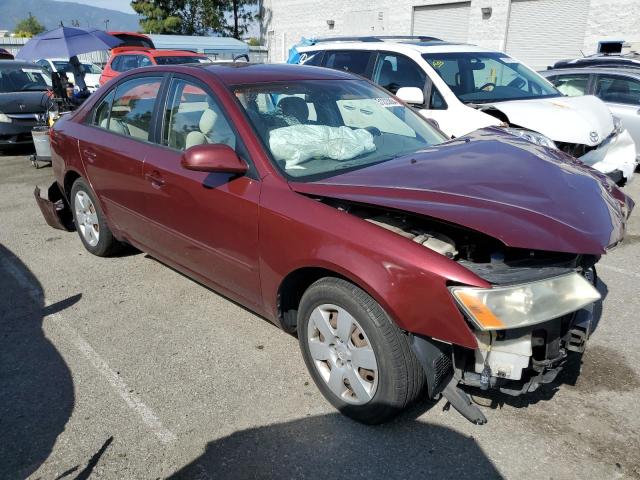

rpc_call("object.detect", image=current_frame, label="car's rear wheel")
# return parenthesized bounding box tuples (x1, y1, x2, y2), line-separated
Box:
(70, 178, 121, 257)
(298, 277, 425, 424)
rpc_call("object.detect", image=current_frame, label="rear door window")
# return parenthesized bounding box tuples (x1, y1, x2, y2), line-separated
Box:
(92, 90, 115, 128)
(103, 76, 163, 141)
(595, 75, 640, 105)
(323, 50, 372, 76)
(372, 53, 426, 95)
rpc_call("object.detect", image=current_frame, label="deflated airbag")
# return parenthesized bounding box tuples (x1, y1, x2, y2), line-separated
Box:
(269, 125, 375, 168)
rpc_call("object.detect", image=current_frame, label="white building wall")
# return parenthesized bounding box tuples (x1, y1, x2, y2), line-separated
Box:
(261, 0, 639, 63)
(583, 0, 640, 54)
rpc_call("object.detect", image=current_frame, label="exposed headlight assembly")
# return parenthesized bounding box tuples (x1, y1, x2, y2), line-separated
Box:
(0, 112, 11, 123)
(503, 127, 557, 149)
(450, 273, 601, 331)
(612, 116, 623, 135)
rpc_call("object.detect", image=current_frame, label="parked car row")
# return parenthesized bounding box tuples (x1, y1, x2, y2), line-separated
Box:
(35, 59, 634, 425)
(0, 60, 52, 148)
(292, 37, 638, 184)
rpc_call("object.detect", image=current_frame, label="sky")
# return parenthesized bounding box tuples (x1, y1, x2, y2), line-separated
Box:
(55, 0, 136, 13)
(52, 0, 260, 37)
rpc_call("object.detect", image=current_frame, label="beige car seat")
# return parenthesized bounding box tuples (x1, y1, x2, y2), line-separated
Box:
(185, 109, 218, 149)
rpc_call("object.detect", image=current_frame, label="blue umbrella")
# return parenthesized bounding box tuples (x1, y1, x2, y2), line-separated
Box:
(16, 27, 122, 61)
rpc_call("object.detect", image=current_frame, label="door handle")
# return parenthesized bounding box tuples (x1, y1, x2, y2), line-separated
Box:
(82, 149, 97, 163)
(144, 171, 165, 189)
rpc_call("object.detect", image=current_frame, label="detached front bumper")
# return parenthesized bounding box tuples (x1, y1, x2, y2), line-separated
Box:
(34, 182, 74, 231)
(580, 128, 637, 184)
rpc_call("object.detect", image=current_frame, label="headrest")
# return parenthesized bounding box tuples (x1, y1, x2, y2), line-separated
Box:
(278, 96, 309, 123)
(200, 108, 218, 135)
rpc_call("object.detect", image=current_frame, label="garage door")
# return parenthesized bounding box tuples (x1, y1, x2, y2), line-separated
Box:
(506, 0, 588, 70)
(412, 2, 471, 43)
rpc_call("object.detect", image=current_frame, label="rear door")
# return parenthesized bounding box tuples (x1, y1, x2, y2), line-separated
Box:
(593, 73, 640, 148)
(79, 74, 166, 242)
(138, 74, 262, 307)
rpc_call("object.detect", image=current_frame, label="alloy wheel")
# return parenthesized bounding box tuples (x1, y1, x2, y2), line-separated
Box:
(74, 191, 100, 247)
(307, 304, 379, 404)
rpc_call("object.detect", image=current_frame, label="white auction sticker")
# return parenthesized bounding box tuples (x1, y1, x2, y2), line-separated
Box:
(373, 97, 400, 107)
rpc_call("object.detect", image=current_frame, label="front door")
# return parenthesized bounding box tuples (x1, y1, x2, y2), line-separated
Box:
(138, 76, 262, 307)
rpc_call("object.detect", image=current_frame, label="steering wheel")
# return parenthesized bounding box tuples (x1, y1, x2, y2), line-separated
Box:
(507, 77, 526, 89)
(478, 82, 496, 92)
(364, 126, 382, 137)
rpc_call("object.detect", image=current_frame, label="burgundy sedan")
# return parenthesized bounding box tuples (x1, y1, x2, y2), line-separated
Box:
(36, 63, 633, 424)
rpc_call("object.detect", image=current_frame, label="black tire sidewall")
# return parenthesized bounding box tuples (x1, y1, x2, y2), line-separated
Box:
(298, 278, 409, 423)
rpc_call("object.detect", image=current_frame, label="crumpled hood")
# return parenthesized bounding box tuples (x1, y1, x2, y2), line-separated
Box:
(0, 91, 49, 114)
(290, 128, 633, 255)
(483, 95, 613, 146)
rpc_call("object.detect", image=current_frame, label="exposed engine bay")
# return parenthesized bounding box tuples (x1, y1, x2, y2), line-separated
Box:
(324, 198, 600, 423)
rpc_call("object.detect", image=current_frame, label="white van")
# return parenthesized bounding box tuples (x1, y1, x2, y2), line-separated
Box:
(293, 37, 637, 184)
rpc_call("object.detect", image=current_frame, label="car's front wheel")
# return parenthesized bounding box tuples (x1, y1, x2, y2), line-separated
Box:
(70, 178, 122, 257)
(298, 277, 425, 424)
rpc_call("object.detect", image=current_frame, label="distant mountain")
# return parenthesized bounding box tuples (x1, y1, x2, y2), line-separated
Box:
(1, 0, 140, 32)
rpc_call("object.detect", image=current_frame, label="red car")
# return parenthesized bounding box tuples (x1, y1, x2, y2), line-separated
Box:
(36, 63, 633, 424)
(98, 48, 211, 86)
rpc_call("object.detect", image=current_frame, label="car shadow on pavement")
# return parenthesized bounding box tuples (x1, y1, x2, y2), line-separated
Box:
(168, 413, 503, 480)
(0, 243, 78, 479)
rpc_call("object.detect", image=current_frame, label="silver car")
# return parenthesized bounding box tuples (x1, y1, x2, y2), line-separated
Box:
(540, 67, 640, 164)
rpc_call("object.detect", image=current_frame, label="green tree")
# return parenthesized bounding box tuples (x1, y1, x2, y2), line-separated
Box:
(222, 0, 258, 39)
(131, 0, 182, 34)
(14, 13, 45, 38)
(131, 0, 257, 37)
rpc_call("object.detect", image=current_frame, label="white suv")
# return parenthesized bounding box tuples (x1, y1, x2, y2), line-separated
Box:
(293, 37, 637, 184)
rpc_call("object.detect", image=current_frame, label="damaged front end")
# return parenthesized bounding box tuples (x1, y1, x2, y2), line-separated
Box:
(34, 182, 74, 231)
(321, 199, 606, 424)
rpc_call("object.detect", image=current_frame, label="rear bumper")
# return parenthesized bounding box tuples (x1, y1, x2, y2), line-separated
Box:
(34, 182, 74, 231)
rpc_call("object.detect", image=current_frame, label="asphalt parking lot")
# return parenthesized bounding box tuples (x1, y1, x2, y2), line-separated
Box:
(1, 151, 639, 480)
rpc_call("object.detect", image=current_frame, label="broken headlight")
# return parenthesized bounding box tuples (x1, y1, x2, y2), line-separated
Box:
(503, 127, 557, 149)
(450, 273, 600, 331)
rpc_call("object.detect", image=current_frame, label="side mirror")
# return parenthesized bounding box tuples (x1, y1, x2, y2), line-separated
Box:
(396, 87, 425, 106)
(181, 144, 248, 174)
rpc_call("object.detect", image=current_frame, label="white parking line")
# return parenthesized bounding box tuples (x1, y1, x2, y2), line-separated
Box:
(0, 256, 177, 444)
(598, 264, 640, 279)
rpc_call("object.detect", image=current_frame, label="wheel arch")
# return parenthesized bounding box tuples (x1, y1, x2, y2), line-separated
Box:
(63, 169, 82, 200)
(276, 264, 390, 334)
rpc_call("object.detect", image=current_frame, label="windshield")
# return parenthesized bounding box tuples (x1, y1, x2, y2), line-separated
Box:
(423, 52, 560, 103)
(233, 79, 446, 180)
(53, 61, 102, 75)
(0, 66, 50, 92)
(154, 56, 211, 65)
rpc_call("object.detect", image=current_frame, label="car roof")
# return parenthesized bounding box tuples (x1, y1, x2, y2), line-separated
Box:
(113, 49, 205, 57)
(203, 63, 358, 84)
(298, 40, 496, 55)
(46, 58, 94, 64)
(130, 62, 359, 85)
(0, 60, 41, 69)
(540, 67, 640, 78)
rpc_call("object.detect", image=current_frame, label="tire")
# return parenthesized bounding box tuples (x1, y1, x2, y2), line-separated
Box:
(298, 277, 425, 424)
(70, 178, 122, 257)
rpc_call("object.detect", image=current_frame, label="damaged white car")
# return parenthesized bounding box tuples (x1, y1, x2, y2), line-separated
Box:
(293, 39, 637, 184)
